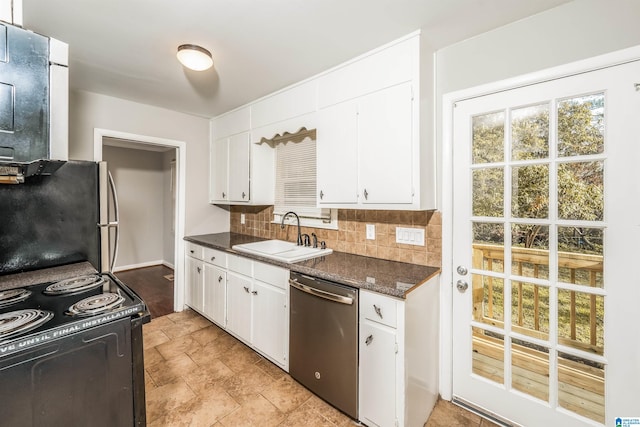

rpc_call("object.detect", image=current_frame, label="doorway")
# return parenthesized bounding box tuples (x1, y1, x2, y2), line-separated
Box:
(445, 57, 640, 426)
(93, 128, 187, 313)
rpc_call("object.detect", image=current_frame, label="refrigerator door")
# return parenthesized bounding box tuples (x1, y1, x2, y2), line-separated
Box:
(98, 161, 119, 273)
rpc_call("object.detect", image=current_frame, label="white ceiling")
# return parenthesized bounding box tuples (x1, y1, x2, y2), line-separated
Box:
(23, 0, 570, 118)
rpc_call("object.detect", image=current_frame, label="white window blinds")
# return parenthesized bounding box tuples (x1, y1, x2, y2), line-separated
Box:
(273, 132, 330, 220)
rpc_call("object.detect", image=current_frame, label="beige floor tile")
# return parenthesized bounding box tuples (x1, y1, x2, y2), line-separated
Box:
(222, 364, 277, 404)
(145, 379, 196, 424)
(255, 357, 287, 381)
(149, 385, 239, 427)
(144, 346, 165, 369)
(190, 324, 226, 346)
(218, 394, 285, 427)
(262, 376, 313, 413)
(154, 332, 202, 361)
(143, 328, 171, 350)
(304, 394, 354, 426)
(279, 404, 335, 427)
(146, 352, 200, 387)
(425, 400, 482, 427)
(144, 315, 175, 332)
(218, 341, 261, 373)
(183, 360, 235, 396)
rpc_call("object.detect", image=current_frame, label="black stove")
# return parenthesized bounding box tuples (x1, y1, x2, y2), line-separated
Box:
(0, 273, 146, 356)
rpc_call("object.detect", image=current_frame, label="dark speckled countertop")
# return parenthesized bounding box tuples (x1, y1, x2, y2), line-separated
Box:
(185, 233, 440, 299)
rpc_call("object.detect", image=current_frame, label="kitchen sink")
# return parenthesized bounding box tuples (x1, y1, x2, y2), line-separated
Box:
(231, 240, 332, 263)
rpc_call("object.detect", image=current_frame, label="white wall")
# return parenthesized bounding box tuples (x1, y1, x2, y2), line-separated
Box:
(69, 89, 229, 236)
(103, 145, 165, 269)
(163, 150, 176, 267)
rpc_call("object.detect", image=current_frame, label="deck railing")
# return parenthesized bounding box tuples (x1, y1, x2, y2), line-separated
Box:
(472, 243, 604, 354)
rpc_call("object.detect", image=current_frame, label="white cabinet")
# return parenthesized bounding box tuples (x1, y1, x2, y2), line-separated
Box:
(252, 280, 287, 366)
(226, 270, 253, 343)
(358, 275, 440, 427)
(359, 320, 397, 427)
(0, 0, 22, 25)
(228, 132, 250, 202)
(184, 243, 289, 370)
(185, 256, 204, 313)
(203, 263, 226, 327)
(210, 137, 229, 202)
(317, 82, 414, 207)
(251, 80, 317, 130)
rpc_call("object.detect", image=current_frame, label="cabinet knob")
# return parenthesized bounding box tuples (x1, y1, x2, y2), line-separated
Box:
(218, 276, 223, 282)
(363, 188, 369, 200)
(365, 334, 374, 346)
(222, 191, 226, 198)
(197, 266, 201, 274)
(190, 250, 194, 254)
(211, 256, 216, 261)
(252, 290, 258, 295)
(243, 286, 250, 293)
(373, 304, 382, 319)
(242, 191, 246, 199)
(319, 190, 324, 200)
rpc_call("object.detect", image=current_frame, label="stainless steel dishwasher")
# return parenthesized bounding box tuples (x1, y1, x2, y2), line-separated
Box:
(289, 272, 359, 419)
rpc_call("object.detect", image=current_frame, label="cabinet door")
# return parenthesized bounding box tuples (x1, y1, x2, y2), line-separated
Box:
(210, 137, 229, 202)
(358, 82, 413, 204)
(185, 256, 204, 313)
(251, 280, 287, 368)
(226, 272, 252, 343)
(228, 132, 250, 202)
(316, 100, 359, 204)
(359, 319, 397, 427)
(204, 264, 226, 327)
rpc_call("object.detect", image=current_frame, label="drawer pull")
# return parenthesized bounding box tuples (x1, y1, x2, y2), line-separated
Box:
(243, 286, 250, 293)
(252, 290, 258, 295)
(218, 276, 223, 282)
(211, 256, 216, 261)
(365, 335, 374, 346)
(190, 250, 194, 254)
(373, 304, 383, 319)
(197, 267, 201, 274)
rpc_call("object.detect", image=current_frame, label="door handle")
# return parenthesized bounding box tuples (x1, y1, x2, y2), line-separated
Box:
(243, 286, 250, 293)
(456, 280, 468, 292)
(218, 276, 223, 282)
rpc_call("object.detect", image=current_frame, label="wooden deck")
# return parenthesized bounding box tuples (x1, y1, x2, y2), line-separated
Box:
(472, 332, 605, 424)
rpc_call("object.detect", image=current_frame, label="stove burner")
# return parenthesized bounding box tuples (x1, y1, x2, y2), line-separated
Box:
(0, 309, 54, 340)
(44, 274, 105, 296)
(67, 292, 125, 316)
(0, 288, 32, 308)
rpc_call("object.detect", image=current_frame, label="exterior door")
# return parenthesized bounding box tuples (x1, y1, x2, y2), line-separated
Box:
(452, 60, 640, 426)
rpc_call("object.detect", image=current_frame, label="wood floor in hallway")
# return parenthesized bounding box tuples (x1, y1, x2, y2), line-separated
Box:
(116, 264, 174, 318)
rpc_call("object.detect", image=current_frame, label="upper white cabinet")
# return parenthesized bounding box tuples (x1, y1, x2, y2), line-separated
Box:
(251, 80, 317, 131)
(316, 34, 416, 108)
(0, 0, 22, 25)
(210, 110, 275, 205)
(209, 30, 436, 210)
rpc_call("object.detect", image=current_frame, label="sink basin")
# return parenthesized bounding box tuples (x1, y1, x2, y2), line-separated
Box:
(232, 240, 332, 263)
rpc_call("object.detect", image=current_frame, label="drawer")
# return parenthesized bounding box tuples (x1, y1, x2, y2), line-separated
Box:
(203, 247, 227, 268)
(253, 261, 288, 289)
(360, 290, 397, 328)
(185, 242, 204, 260)
(228, 254, 253, 276)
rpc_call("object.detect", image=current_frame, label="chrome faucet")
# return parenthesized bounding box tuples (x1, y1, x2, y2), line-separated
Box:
(281, 211, 303, 246)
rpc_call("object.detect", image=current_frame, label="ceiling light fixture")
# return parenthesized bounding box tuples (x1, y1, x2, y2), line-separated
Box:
(176, 44, 213, 71)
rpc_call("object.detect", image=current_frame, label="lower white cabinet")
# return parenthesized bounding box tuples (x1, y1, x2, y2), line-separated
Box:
(185, 256, 204, 313)
(226, 270, 253, 344)
(185, 243, 289, 370)
(358, 275, 440, 427)
(203, 263, 226, 327)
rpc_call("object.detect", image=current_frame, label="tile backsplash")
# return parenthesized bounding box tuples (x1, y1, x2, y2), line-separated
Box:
(230, 206, 441, 267)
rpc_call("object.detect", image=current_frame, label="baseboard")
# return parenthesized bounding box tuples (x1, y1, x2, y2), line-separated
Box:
(114, 260, 165, 273)
(162, 260, 175, 270)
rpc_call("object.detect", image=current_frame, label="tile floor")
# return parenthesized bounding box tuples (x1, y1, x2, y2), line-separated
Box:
(143, 309, 498, 426)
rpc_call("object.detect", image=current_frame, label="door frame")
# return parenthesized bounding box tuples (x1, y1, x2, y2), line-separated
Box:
(440, 44, 640, 401)
(93, 128, 187, 313)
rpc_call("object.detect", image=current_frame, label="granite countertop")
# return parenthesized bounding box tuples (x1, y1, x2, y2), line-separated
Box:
(185, 232, 440, 299)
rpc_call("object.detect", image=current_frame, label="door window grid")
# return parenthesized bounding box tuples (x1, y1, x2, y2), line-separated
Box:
(469, 92, 606, 422)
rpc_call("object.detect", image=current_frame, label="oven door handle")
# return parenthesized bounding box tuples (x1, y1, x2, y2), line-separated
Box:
(289, 279, 353, 305)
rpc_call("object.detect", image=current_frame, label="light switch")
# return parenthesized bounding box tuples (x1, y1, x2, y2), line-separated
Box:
(366, 224, 375, 240)
(395, 227, 425, 246)
(240, 213, 245, 224)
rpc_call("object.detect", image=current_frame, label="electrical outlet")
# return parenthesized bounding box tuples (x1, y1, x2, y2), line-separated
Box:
(240, 213, 245, 225)
(366, 224, 376, 240)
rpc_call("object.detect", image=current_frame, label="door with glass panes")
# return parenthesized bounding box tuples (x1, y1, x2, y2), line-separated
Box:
(452, 60, 640, 426)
